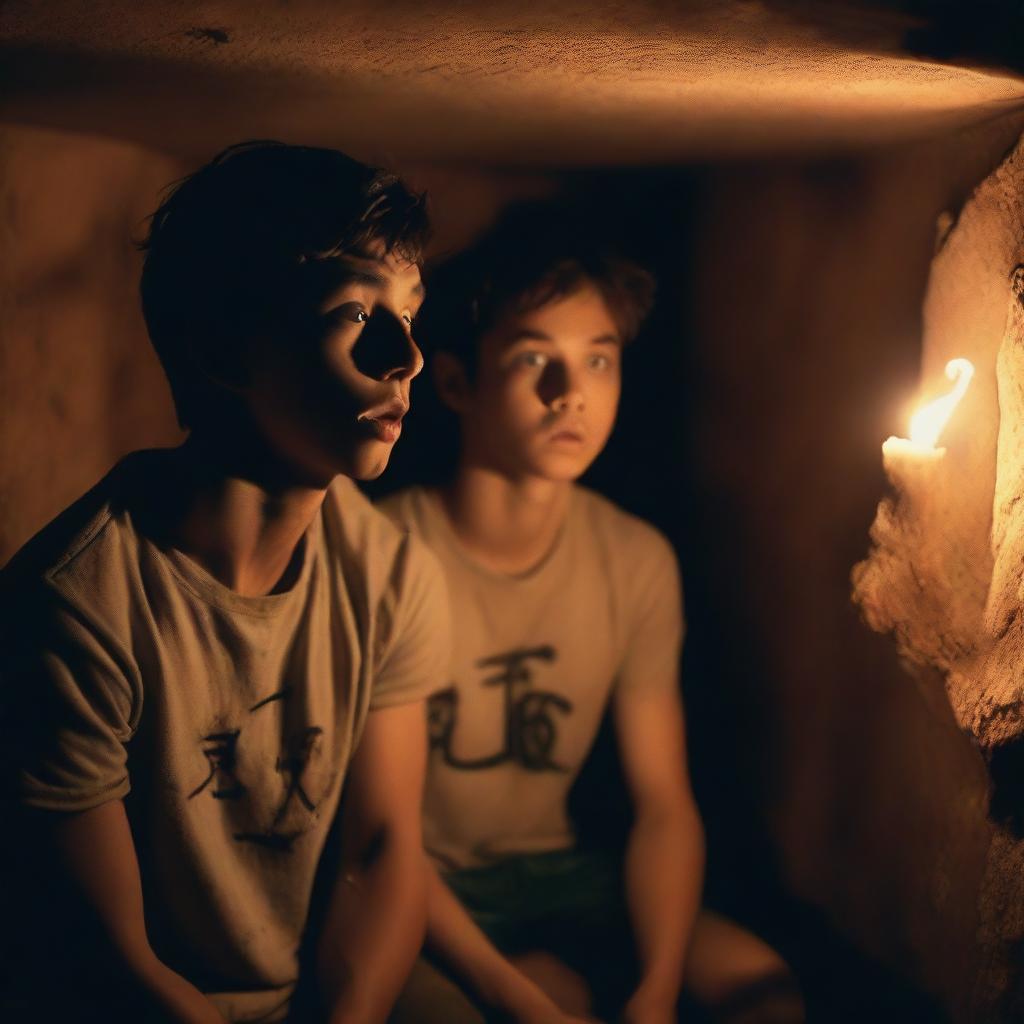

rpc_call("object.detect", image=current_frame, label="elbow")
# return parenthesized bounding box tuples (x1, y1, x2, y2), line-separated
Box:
(343, 823, 392, 874)
(683, 798, 706, 860)
(635, 793, 706, 849)
(341, 820, 426, 885)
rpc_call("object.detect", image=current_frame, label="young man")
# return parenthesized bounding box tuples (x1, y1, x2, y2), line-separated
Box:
(1, 142, 448, 1023)
(381, 208, 803, 1024)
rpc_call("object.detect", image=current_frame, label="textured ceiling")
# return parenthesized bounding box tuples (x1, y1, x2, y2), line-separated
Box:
(2, 0, 1024, 165)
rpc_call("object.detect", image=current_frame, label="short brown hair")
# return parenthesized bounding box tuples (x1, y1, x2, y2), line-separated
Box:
(416, 201, 654, 378)
(140, 140, 430, 428)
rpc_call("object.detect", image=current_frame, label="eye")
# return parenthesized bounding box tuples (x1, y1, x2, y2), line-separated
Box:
(518, 351, 549, 369)
(588, 353, 613, 371)
(330, 302, 369, 325)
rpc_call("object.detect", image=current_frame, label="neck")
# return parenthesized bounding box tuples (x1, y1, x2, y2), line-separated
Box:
(145, 431, 330, 598)
(441, 457, 571, 575)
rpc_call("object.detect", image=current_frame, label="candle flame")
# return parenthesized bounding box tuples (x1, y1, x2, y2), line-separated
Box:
(907, 358, 975, 450)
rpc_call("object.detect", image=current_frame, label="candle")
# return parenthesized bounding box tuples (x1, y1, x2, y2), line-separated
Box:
(880, 358, 974, 512)
(882, 358, 975, 463)
(852, 357, 978, 674)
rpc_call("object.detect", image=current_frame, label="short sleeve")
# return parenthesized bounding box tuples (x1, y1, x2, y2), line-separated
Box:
(370, 534, 452, 709)
(1, 590, 140, 812)
(616, 528, 685, 696)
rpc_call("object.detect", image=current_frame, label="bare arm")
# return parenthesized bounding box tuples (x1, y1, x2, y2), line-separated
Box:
(614, 685, 705, 1024)
(317, 700, 429, 1024)
(48, 800, 226, 1023)
(422, 857, 587, 1023)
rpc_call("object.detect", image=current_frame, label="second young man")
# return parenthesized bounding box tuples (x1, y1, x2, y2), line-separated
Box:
(381, 206, 804, 1024)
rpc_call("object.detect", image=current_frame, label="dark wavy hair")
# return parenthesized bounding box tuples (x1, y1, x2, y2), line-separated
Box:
(139, 140, 430, 429)
(415, 201, 655, 378)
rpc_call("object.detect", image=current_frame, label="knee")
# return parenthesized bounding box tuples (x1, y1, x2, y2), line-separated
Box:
(389, 957, 486, 1024)
(705, 970, 805, 1024)
(511, 950, 593, 1017)
(685, 912, 804, 1023)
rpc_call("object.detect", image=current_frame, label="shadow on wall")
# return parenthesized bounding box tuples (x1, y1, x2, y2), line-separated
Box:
(683, 126, 1021, 1022)
(763, 0, 1024, 78)
(0, 124, 184, 564)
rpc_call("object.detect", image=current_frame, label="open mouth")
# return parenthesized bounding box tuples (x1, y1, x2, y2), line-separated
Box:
(358, 399, 407, 443)
(359, 415, 403, 443)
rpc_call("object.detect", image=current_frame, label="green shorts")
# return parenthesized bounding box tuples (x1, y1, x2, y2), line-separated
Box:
(443, 847, 638, 1016)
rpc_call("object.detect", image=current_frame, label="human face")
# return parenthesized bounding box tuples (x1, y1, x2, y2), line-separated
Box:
(246, 248, 425, 485)
(461, 282, 622, 483)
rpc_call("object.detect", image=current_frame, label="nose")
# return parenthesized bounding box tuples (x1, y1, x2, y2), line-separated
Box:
(537, 360, 585, 414)
(352, 308, 424, 383)
(382, 332, 424, 383)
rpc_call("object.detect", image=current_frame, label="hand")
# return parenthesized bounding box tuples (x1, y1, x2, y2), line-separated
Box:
(139, 957, 229, 1024)
(620, 987, 676, 1024)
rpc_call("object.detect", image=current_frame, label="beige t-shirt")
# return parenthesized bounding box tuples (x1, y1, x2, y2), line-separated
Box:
(3, 452, 450, 1023)
(379, 485, 683, 871)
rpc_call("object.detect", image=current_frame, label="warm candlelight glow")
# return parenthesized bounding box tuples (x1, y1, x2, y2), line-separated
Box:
(861, 353, 986, 682)
(883, 357, 975, 458)
(908, 358, 975, 450)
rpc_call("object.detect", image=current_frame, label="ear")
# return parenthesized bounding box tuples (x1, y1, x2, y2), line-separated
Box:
(433, 351, 472, 414)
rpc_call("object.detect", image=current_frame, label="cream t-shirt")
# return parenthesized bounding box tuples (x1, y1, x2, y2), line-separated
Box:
(379, 485, 683, 871)
(3, 452, 450, 1023)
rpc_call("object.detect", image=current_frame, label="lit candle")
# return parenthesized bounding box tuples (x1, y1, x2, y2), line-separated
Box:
(852, 356, 978, 673)
(882, 358, 975, 464)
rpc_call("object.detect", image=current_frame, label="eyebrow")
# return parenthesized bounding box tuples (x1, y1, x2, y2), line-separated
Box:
(333, 267, 386, 291)
(326, 266, 426, 305)
(505, 329, 620, 346)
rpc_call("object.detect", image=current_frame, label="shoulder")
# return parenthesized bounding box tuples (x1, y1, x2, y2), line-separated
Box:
(335, 487, 450, 707)
(2, 457, 144, 614)
(572, 485, 676, 568)
(322, 479, 445, 604)
(575, 493, 686, 689)
(571, 487, 683, 640)
(0, 458, 152, 691)
(374, 485, 429, 535)
(322, 476, 404, 553)
(374, 486, 450, 565)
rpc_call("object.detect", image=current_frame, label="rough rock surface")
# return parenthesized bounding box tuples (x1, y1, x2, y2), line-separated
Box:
(853, 134, 1024, 732)
(0, 126, 182, 562)
(854, 132, 1024, 1016)
(2, 1, 1023, 165)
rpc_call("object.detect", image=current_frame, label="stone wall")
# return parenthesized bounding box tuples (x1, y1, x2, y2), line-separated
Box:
(687, 115, 1024, 1020)
(853, 131, 1024, 1017)
(0, 125, 183, 562)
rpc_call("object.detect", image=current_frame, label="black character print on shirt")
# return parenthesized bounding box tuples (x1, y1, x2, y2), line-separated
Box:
(429, 645, 572, 773)
(234, 725, 327, 851)
(276, 726, 324, 814)
(188, 688, 331, 853)
(188, 730, 246, 800)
